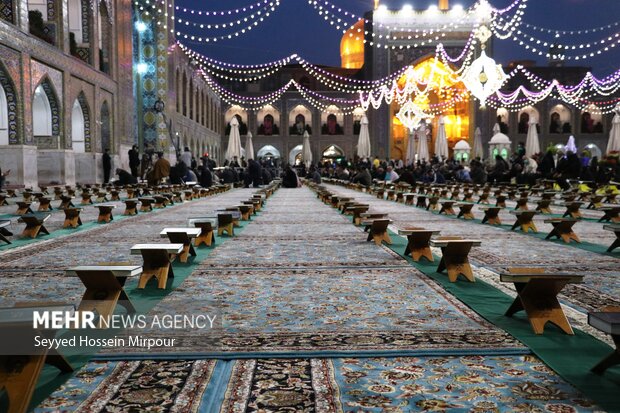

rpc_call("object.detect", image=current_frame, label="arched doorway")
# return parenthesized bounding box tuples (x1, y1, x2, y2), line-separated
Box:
(390, 57, 470, 160)
(71, 92, 90, 153)
(321, 144, 345, 164)
(0, 83, 7, 145)
(289, 145, 303, 165)
(33, 79, 60, 144)
(257, 145, 281, 160)
(98, 0, 112, 74)
(0, 63, 18, 145)
(100, 101, 111, 151)
(71, 100, 85, 152)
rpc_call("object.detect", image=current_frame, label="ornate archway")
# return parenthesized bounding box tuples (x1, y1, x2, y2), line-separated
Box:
(391, 57, 470, 160)
(0, 61, 19, 144)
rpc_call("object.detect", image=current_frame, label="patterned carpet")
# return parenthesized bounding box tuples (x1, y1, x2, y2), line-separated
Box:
(35, 355, 600, 412)
(99, 189, 524, 357)
(3, 186, 610, 412)
(0, 188, 258, 307)
(100, 267, 523, 356)
(322, 184, 620, 312)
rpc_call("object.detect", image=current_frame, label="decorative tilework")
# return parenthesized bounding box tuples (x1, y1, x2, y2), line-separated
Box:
(77, 92, 92, 152)
(75, 47, 90, 64)
(0, 0, 13, 24)
(0, 61, 19, 144)
(100, 100, 110, 151)
(81, 0, 89, 43)
(46, 0, 55, 20)
(40, 78, 60, 137)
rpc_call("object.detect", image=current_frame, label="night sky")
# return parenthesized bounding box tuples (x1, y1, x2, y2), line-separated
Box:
(176, 0, 620, 77)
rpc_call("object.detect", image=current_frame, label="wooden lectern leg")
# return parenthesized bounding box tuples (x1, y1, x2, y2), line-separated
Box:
(592, 335, 620, 374)
(138, 266, 170, 289)
(138, 251, 174, 289)
(410, 246, 434, 262)
(443, 258, 475, 282)
(372, 233, 383, 246)
(45, 351, 74, 373)
(519, 280, 573, 334)
(522, 221, 538, 233)
(178, 244, 190, 262)
(195, 231, 214, 247)
(22, 225, 41, 239)
(607, 238, 620, 252)
(98, 211, 112, 223)
(218, 223, 234, 236)
(78, 287, 122, 325)
(0, 355, 46, 413)
(382, 232, 392, 245)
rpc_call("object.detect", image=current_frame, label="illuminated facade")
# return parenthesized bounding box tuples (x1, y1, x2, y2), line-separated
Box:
(390, 58, 470, 162)
(365, 0, 479, 161)
(0, 0, 135, 186)
(133, 0, 222, 164)
(340, 19, 365, 70)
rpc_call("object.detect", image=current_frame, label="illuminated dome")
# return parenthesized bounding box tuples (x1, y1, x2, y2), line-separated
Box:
(340, 19, 365, 69)
(489, 133, 511, 144)
(454, 140, 471, 150)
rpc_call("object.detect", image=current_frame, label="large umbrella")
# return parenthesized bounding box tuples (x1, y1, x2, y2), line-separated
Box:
(434, 116, 449, 160)
(565, 135, 577, 154)
(417, 124, 430, 162)
(302, 130, 312, 168)
(525, 116, 540, 157)
(606, 113, 620, 153)
(245, 131, 255, 160)
(225, 116, 243, 161)
(473, 127, 484, 159)
(405, 129, 416, 166)
(357, 115, 372, 159)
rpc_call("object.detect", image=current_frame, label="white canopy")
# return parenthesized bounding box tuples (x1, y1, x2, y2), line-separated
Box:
(473, 127, 484, 159)
(225, 116, 243, 161)
(245, 132, 255, 161)
(525, 116, 540, 157)
(405, 130, 416, 166)
(302, 130, 312, 168)
(417, 125, 430, 162)
(606, 114, 620, 154)
(565, 135, 577, 154)
(434, 116, 449, 160)
(357, 115, 371, 159)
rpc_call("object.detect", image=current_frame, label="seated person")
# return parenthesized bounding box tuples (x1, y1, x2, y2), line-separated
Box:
(116, 168, 138, 185)
(282, 166, 300, 188)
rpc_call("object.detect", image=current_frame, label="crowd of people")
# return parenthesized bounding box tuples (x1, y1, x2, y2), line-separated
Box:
(115, 145, 284, 189)
(292, 145, 620, 190)
(2, 142, 616, 192)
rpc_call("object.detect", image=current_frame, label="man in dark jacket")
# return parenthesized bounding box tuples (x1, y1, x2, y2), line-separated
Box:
(102, 149, 112, 183)
(352, 167, 372, 187)
(199, 159, 213, 187)
(247, 159, 263, 188)
(128, 145, 140, 177)
(282, 166, 299, 188)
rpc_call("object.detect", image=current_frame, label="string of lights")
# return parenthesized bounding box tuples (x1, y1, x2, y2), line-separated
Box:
(137, 0, 281, 42)
(171, 0, 275, 16)
(504, 28, 620, 61)
(521, 20, 620, 36)
(169, 0, 279, 30)
(307, 0, 479, 50)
